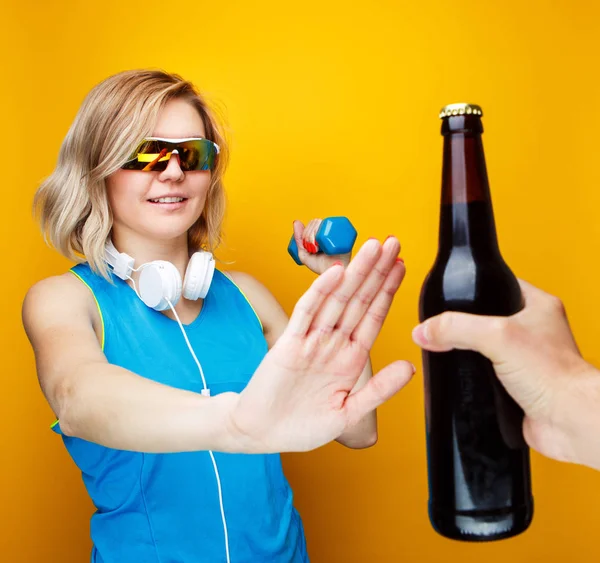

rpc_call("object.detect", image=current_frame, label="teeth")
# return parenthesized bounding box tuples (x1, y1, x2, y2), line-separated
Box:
(150, 197, 185, 203)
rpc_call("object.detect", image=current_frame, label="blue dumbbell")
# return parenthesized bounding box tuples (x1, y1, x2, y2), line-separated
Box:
(288, 216, 357, 265)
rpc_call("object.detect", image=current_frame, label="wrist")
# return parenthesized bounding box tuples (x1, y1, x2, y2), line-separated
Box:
(215, 392, 268, 454)
(547, 361, 600, 468)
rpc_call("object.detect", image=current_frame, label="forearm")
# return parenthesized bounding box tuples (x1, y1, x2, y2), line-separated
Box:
(56, 362, 251, 454)
(335, 357, 378, 449)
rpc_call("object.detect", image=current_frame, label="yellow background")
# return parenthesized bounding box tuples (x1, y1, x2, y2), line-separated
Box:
(2, 0, 600, 561)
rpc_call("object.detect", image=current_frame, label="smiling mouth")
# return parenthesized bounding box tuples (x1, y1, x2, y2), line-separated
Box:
(148, 197, 188, 204)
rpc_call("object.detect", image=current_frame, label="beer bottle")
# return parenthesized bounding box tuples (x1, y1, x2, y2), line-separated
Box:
(418, 103, 534, 541)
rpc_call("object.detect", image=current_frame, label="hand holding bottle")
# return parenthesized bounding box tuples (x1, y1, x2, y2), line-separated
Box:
(413, 278, 600, 471)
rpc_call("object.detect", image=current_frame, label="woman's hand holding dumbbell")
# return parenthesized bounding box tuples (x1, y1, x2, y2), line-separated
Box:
(290, 217, 358, 274)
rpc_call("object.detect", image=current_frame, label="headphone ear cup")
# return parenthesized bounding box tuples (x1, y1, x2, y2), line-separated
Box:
(183, 251, 215, 300)
(139, 261, 182, 311)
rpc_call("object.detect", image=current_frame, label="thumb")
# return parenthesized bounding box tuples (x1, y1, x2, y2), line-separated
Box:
(344, 361, 415, 426)
(412, 312, 508, 363)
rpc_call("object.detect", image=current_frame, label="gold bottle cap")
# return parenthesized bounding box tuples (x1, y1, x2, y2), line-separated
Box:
(439, 103, 483, 119)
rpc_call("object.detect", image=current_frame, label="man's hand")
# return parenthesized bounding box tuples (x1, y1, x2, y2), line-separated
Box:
(412, 279, 600, 469)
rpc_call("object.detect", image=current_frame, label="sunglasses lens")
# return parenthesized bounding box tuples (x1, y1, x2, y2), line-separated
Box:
(122, 139, 218, 172)
(177, 140, 217, 171)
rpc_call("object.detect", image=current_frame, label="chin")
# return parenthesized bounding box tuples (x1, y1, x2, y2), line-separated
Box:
(126, 217, 197, 243)
(146, 222, 197, 241)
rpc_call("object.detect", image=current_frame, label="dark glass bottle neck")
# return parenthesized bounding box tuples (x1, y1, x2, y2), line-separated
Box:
(438, 115, 499, 256)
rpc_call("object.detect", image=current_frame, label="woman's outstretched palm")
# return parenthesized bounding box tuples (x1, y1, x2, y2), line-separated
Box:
(232, 237, 414, 452)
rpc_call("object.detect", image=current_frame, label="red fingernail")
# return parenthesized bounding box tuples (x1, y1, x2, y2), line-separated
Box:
(396, 257, 404, 263)
(303, 240, 310, 251)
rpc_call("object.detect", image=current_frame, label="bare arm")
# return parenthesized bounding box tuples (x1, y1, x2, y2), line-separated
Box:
(22, 274, 246, 453)
(24, 237, 411, 456)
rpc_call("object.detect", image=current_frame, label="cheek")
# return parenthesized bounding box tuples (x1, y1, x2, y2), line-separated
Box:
(195, 173, 212, 194)
(190, 173, 213, 203)
(106, 173, 149, 219)
(107, 187, 131, 221)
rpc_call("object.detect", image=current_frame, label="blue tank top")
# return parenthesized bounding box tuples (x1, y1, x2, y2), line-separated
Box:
(51, 263, 309, 563)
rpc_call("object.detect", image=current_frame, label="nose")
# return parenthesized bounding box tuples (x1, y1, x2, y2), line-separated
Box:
(158, 150, 185, 182)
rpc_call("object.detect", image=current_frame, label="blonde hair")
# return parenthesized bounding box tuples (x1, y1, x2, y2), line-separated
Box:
(33, 69, 230, 279)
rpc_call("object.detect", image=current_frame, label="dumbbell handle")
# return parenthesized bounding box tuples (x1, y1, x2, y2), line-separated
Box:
(288, 216, 357, 265)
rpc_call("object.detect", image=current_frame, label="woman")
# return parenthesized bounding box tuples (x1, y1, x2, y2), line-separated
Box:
(22, 69, 413, 562)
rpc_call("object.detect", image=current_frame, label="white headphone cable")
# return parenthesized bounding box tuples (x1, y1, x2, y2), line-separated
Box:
(166, 299, 231, 563)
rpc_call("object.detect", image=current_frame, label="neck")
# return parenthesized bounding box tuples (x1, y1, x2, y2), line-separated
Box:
(111, 228, 191, 282)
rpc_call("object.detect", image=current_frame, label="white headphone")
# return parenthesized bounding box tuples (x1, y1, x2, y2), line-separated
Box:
(104, 239, 215, 311)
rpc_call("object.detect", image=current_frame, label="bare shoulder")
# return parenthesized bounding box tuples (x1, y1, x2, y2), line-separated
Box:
(22, 271, 99, 342)
(223, 270, 270, 296)
(222, 270, 284, 314)
(222, 270, 289, 346)
(22, 271, 106, 417)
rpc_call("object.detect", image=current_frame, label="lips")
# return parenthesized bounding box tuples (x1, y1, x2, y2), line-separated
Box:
(148, 196, 187, 203)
